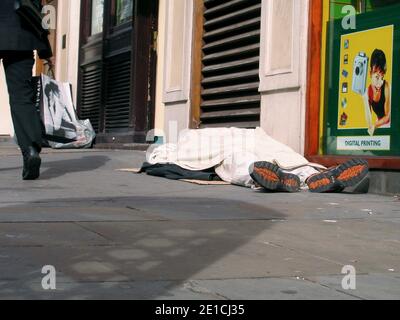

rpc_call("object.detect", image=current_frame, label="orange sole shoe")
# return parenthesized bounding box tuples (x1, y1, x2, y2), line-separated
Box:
(250, 161, 300, 193)
(306, 159, 369, 193)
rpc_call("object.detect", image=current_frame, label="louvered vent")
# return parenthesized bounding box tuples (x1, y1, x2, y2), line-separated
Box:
(104, 55, 132, 131)
(80, 64, 102, 132)
(201, 0, 261, 128)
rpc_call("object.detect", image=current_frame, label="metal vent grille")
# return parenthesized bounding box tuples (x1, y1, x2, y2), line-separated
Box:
(104, 55, 132, 131)
(80, 64, 102, 132)
(200, 0, 261, 128)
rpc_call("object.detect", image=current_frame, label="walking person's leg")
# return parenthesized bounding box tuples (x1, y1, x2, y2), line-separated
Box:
(1, 51, 42, 180)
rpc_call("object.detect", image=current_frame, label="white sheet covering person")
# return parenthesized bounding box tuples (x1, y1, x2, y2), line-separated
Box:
(146, 128, 325, 188)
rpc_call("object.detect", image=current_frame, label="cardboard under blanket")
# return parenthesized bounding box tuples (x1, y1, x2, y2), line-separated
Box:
(178, 179, 230, 186)
(116, 169, 230, 185)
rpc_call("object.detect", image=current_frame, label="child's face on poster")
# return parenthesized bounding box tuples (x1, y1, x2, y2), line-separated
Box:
(370, 67, 385, 90)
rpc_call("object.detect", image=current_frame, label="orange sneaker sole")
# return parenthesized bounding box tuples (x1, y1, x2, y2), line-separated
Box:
(307, 159, 369, 193)
(250, 162, 300, 193)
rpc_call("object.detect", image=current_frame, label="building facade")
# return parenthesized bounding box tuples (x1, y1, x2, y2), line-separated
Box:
(159, 0, 311, 154)
(1, 0, 400, 176)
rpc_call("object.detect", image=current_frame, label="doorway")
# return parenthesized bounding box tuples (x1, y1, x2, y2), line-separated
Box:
(78, 0, 158, 145)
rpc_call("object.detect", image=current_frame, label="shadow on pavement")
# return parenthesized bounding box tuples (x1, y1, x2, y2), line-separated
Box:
(0, 155, 110, 181)
(39, 156, 110, 180)
(0, 196, 286, 299)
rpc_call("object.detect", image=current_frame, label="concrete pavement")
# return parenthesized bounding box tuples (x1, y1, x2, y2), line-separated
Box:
(0, 144, 399, 300)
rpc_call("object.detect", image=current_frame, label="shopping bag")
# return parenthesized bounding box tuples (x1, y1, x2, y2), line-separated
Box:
(35, 74, 96, 149)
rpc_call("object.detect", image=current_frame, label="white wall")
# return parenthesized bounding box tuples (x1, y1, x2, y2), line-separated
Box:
(0, 62, 13, 136)
(0, 59, 36, 137)
(259, 0, 310, 154)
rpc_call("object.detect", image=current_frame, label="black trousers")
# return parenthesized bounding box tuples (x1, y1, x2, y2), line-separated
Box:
(0, 51, 42, 152)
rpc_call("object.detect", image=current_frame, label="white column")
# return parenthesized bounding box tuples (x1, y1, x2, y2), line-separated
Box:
(259, 0, 310, 154)
(55, 0, 81, 105)
(161, 0, 194, 142)
(154, 0, 166, 136)
(66, 0, 81, 105)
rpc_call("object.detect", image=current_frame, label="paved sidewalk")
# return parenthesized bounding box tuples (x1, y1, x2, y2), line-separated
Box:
(0, 144, 399, 300)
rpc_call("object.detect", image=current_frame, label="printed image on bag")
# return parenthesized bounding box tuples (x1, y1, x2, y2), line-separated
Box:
(40, 74, 95, 149)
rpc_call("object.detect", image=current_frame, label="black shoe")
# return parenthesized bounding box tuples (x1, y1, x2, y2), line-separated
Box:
(22, 146, 41, 180)
(249, 161, 301, 193)
(306, 159, 369, 193)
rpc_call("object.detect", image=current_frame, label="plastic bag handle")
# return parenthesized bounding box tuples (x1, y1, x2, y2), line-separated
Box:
(43, 58, 55, 79)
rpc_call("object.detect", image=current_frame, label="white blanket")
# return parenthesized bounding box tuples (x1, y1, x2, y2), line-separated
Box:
(146, 127, 323, 187)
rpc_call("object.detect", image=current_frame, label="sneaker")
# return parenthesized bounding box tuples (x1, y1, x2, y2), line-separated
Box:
(306, 159, 369, 193)
(250, 161, 301, 193)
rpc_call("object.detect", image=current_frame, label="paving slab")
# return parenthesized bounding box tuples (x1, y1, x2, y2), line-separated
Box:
(0, 146, 399, 299)
(192, 278, 358, 300)
(0, 222, 109, 247)
(310, 273, 400, 300)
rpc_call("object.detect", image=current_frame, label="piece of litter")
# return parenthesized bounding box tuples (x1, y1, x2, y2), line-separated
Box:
(329, 203, 339, 206)
(262, 242, 280, 248)
(116, 168, 141, 173)
(388, 269, 395, 272)
(361, 209, 374, 215)
(324, 220, 337, 223)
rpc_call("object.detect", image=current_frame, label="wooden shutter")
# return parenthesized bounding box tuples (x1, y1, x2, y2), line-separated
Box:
(104, 54, 132, 131)
(200, 0, 262, 128)
(80, 64, 102, 132)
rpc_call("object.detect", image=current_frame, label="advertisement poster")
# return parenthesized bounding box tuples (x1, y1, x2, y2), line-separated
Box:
(326, 8, 400, 156)
(337, 26, 393, 151)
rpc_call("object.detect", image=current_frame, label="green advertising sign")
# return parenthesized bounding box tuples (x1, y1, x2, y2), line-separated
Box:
(325, 5, 400, 156)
